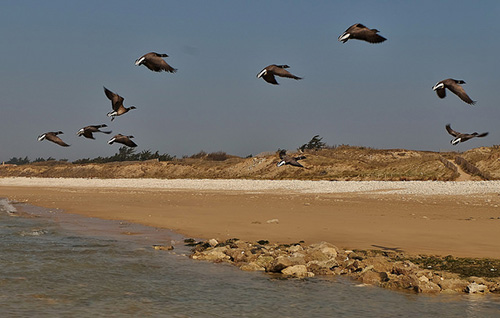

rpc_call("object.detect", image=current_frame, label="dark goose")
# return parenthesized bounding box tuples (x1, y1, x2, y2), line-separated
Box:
(77, 124, 112, 139)
(445, 124, 488, 145)
(104, 87, 137, 121)
(135, 52, 177, 73)
(257, 64, 302, 85)
(277, 149, 306, 168)
(338, 23, 386, 43)
(108, 134, 137, 148)
(433, 79, 476, 105)
(37, 131, 70, 147)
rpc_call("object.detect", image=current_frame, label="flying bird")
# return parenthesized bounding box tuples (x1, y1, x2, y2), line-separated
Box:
(338, 23, 387, 44)
(445, 124, 488, 145)
(135, 52, 177, 73)
(257, 64, 302, 85)
(37, 131, 70, 147)
(104, 87, 137, 121)
(432, 79, 476, 105)
(277, 149, 306, 168)
(108, 134, 137, 147)
(77, 124, 112, 139)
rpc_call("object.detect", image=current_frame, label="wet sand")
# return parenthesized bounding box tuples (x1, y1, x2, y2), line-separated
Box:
(1, 178, 500, 258)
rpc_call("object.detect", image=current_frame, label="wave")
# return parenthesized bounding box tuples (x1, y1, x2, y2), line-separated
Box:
(0, 198, 17, 215)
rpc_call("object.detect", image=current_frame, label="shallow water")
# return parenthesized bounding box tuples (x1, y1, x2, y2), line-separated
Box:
(1, 198, 500, 317)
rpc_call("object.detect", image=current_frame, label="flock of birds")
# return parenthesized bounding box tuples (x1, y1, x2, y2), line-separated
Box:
(36, 23, 489, 167)
(37, 52, 177, 149)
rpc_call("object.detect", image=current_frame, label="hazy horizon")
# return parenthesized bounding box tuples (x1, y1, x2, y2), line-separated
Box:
(1, 1, 499, 162)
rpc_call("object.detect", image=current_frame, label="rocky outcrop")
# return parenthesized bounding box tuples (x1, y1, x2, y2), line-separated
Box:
(188, 238, 500, 294)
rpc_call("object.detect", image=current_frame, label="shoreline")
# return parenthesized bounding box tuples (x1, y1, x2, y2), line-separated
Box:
(1, 177, 500, 259)
(2, 177, 500, 195)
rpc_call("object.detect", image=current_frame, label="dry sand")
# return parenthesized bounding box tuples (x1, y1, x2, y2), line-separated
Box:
(1, 177, 500, 259)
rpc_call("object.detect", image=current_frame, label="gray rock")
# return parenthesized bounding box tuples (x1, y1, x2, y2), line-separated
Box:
(466, 282, 489, 294)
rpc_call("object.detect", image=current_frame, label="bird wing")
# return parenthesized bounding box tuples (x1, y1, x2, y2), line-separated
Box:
(123, 138, 138, 147)
(151, 52, 168, 58)
(262, 73, 279, 85)
(272, 67, 302, 80)
(345, 23, 366, 33)
(287, 159, 304, 168)
(278, 150, 286, 160)
(360, 31, 386, 43)
(345, 24, 386, 43)
(476, 132, 489, 138)
(445, 124, 460, 137)
(144, 58, 177, 73)
(351, 28, 386, 43)
(435, 87, 446, 99)
(446, 82, 476, 105)
(82, 130, 95, 139)
(104, 87, 125, 110)
(46, 133, 70, 147)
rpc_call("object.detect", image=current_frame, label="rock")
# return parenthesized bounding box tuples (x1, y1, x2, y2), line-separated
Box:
(392, 261, 419, 276)
(305, 242, 338, 263)
(466, 282, 489, 294)
(239, 262, 265, 272)
(225, 248, 249, 262)
(364, 256, 393, 273)
(287, 245, 303, 253)
(208, 239, 219, 247)
(281, 265, 314, 278)
(383, 273, 419, 290)
(439, 278, 468, 293)
(306, 262, 335, 275)
(361, 271, 386, 285)
(416, 281, 441, 294)
(360, 265, 374, 274)
(152, 245, 174, 251)
(193, 246, 230, 262)
(306, 259, 339, 275)
(269, 256, 306, 273)
(418, 275, 429, 283)
(266, 219, 279, 224)
(255, 255, 275, 270)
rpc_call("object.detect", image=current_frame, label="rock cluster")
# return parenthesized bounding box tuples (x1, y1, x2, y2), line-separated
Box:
(189, 239, 500, 294)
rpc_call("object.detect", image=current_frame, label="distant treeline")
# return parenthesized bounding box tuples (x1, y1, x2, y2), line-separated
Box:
(5, 147, 175, 165)
(4, 156, 66, 165)
(4, 135, 332, 165)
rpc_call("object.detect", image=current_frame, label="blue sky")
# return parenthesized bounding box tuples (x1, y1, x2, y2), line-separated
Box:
(1, 1, 499, 162)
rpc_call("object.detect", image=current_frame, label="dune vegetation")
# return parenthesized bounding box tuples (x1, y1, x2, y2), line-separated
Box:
(2, 145, 500, 181)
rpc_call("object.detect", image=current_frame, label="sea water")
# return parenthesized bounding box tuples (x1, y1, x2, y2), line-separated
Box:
(1, 198, 500, 318)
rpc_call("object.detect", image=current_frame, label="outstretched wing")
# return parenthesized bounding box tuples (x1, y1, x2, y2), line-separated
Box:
(447, 82, 476, 105)
(262, 73, 279, 85)
(46, 133, 70, 147)
(104, 87, 124, 111)
(445, 124, 460, 137)
(272, 67, 302, 80)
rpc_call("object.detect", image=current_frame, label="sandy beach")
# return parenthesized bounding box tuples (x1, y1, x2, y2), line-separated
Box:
(1, 177, 500, 259)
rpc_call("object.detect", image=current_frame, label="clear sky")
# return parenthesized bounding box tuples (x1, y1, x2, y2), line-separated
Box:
(1, 1, 499, 162)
